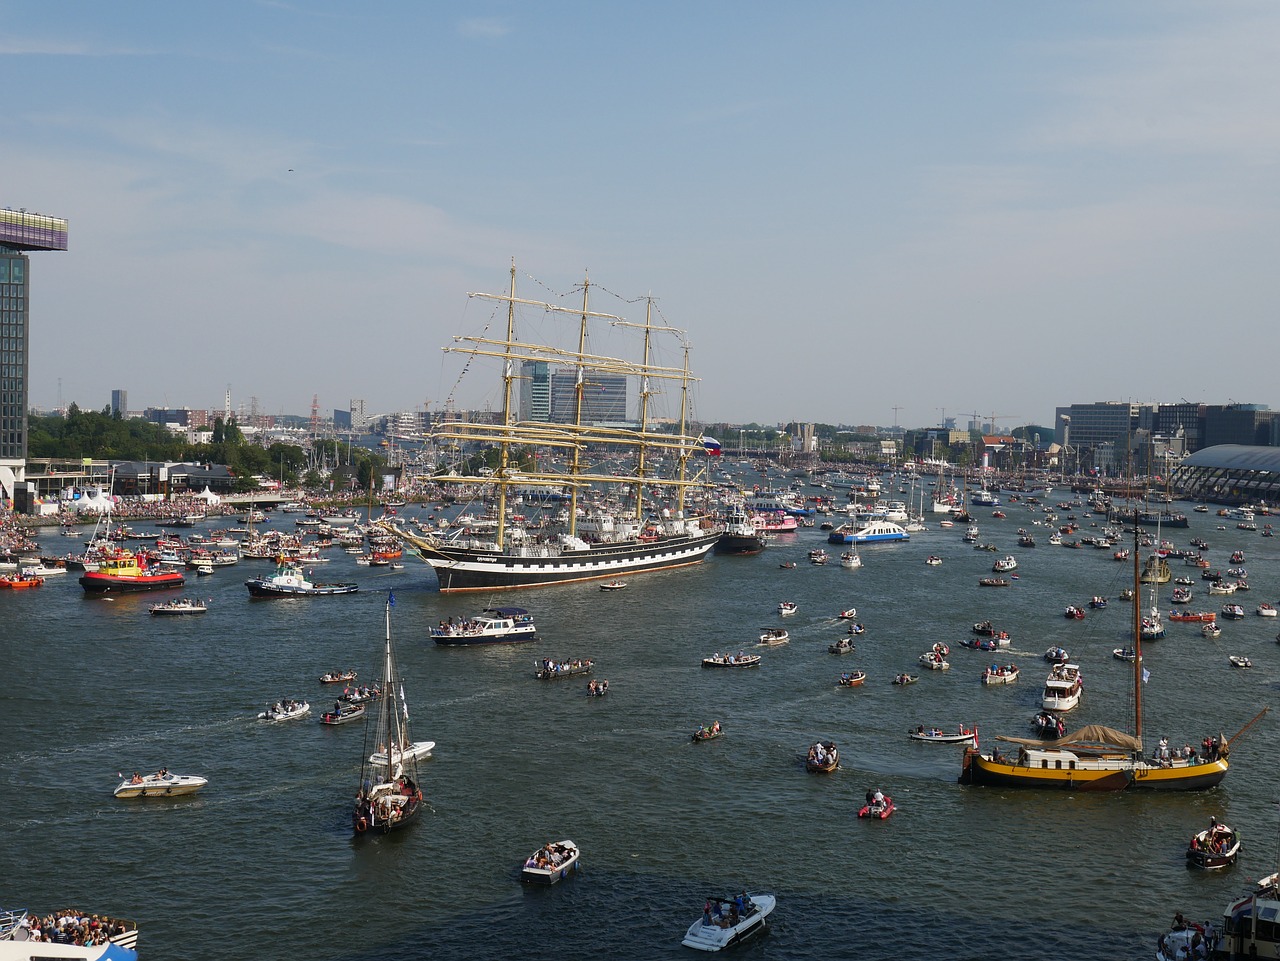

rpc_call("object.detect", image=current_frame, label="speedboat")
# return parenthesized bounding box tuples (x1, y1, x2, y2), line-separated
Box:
(113, 769, 208, 798)
(1228, 655, 1252, 669)
(521, 839, 580, 884)
(257, 700, 311, 722)
(836, 607, 858, 620)
(681, 893, 776, 952)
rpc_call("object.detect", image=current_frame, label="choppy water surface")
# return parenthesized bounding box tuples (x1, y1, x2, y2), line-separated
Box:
(3, 502, 1279, 960)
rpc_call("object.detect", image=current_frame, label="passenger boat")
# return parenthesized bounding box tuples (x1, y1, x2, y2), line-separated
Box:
(1042, 663, 1083, 711)
(978, 578, 1010, 587)
(981, 664, 1019, 685)
(257, 699, 310, 722)
(692, 722, 723, 742)
(805, 740, 839, 772)
(148, 597, 208, 616)
(245, 558, 358, 598)
(369, 268, 722, 592)
(837, 671, 866, 687)
(701, 653, 760, 669)
(681, 893, 776, 953)
(1156, 916, 1221, 961)
(521, 840, 580, 884)
(535, 658, 593, 678)
(430, 607, 537, 645)
(78, 548, 185, 594)
(992, 555, 1018, 573)
(827, 637, 855, 655)
(827, 518, 910, 544)
(0, 572, 43, 589)
(319, 702, 366, 725)
(908, 726, 976, 745)
(113, 768, 208, 798)
(0, 908, 139, 959)
(960, 522, 1268, 791)
(353, 596, 427, 836)
(1186, 819, 1241, 870)
(858, 790, 896, 819)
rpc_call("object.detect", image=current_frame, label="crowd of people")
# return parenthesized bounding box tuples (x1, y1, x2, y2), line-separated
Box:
(524, 841, 576, 873)
(7, 909, 134, 947)
(537, 658, 591, 677)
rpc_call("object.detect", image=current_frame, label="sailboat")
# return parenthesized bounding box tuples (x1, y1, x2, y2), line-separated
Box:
(959, 523, 1265, 791)
(373, 265, 723, 592)
(352, 594, 427, 835)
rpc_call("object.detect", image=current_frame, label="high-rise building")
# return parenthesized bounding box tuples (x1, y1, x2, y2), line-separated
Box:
(0, 208, 67, 504)
(519, 361, 551, 423)
(548, 368, 628, 424)
(111, 389, 128, 418)
(1202, 404, 1275, 448)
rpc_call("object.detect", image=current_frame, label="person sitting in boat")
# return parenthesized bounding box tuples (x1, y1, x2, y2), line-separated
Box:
(130, 772, 143, 784)
(711, 721, 720, 734)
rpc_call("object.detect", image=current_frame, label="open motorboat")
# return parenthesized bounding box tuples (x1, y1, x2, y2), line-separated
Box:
(536, 657, 593, 679)
(257, 699, 310, 722)
(1228, 655, 1252, 669)
(837, 671, 866, 687)
(805, 740, 839, 772)
(908, 726, 976, 745)
(148, 597, 208, 616)
(981, 664, 1019, 685)
(113, 769, 208, 798)
(521, 840, 580, 884)
(599, 580, 627, 591)
(319, 670, 357, 685)
(777, 601, 798, 616)
(992, 555, 1018, 573)
(918, 652, 949, 671)
(1203, 622, 1222, 639)
(692, 722, 723, 742)
(701, 653, 760, 669)
(828, 637, 855, 655)
(858, 790, 896, 819)
(836, 607, 858, 620)
(892, 673, 918, 686)
(1187, 819, 1240, 870)
(758, 628, 789, 646)
(430, 607, 537, 645)
(320, 702, 366, 725)
(681, 893, 776, 952)
(1113, 647, 1138, 662)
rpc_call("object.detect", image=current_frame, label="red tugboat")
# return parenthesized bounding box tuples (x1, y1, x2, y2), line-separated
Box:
(78, 548, 185, 594)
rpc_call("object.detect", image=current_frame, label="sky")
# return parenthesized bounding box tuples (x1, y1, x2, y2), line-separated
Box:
(6, 1, 1280, 431)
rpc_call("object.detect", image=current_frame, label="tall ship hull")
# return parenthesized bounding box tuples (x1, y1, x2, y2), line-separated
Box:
(418, 529, 721, 592)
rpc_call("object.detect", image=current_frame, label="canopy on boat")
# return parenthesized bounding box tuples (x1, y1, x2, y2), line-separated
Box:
(994, 724, 1143, 753)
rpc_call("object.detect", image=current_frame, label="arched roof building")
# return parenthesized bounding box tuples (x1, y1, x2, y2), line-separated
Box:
(1170, 445, 1280, 506)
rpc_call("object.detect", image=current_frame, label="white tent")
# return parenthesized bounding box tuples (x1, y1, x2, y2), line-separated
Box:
(75, 490, 114, 514)
(195, 487, 222, 505)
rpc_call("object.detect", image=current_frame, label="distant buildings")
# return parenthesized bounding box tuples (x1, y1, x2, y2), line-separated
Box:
(518, 360, 628, 425)
(111, 388, 128, 418)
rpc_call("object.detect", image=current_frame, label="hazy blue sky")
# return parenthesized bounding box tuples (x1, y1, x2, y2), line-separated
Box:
(6, 2, 1279, 429)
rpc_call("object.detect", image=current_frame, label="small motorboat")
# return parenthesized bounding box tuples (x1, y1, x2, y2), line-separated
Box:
(924, 555, 942, 566)
(521, 839, 581, 884)
(1033, 711, 1066, 739)
(1089, 596, 1108, 609)
(1044, 646, 1069, 663)
(981, 664, 1019, 685)
(599, 580, 627, 591)
(113, 769, 208, 798)
(918, 652, 949, 671)
(805, 740, 839, 773)
(701, 653, 761, 669)
(1258, 603, 1277, 617)
(777, 601, 798, 616)
(907, 726, 975, 744)
(367, 739, 436, 766)
(1063, 605, 1086, 619)
(1113, 647, 1137, 662)
(892, 673, 918, 686)
(992, 555, 1018, 573)
(692, 722, 723, 742)
(536, 658, 593, 679)
(1203, 622, 1222, 639)
(148, 597, 208, 616)
(837, 671, 866, 687)
(961, 637, 999, 652)
(846, 622, 865, 635)
(257, 699, 311, 722)
(0, 572, 44, 589)
(836, 607, 858, 620)
(1221, 604, 1246, 620)
(681, 893, 776, 953)
(978, 578, 1010, 587)
(758, 628, 790, 646)
(858, 791, 895, 819)
(586, 679, 609, 697)
(778, 561, 797, 569)
(320, 702, 366, 725)
(319, 671, 357, 684)
(828, 637, 856, 655)
(1186, 819, 1241, 870)
(1228, 655, 1252, 669)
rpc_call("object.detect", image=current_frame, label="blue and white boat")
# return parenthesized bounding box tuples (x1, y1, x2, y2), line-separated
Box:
(827, 518, 909, 545)
(0, 907, 138, 959)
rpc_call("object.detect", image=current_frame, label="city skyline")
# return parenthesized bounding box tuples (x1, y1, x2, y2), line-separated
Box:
(7, 3, 1280, 425)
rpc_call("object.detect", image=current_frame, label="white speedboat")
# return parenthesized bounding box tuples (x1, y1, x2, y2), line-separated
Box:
(113, 769, 208, 798)
(257, 700, 311, 722)
(520, 839, 580, 884)
(367, 740, 436, 766)
(682, 893, 776, 952)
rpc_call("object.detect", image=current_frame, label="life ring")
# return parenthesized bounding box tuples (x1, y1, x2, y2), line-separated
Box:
(355, 816, 368, 833)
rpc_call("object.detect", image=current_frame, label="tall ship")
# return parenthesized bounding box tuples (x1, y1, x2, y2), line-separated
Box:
(959, 523, 1265, 791)
(377, 265, 722, 592)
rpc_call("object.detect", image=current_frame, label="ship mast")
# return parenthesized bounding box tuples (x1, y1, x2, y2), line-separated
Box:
(494, 260, 519, 551)
(566, 275, 592, 539)
(1131, 522, 1144, 747)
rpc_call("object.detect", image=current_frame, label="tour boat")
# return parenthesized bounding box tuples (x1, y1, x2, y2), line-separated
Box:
(429, 607, 537, 645)
(0, 908, 138, 959)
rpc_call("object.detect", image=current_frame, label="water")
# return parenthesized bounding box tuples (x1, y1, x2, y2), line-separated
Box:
(3, 504, 1279, 960)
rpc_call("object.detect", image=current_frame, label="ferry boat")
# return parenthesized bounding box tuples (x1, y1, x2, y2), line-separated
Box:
(370, 267, 723, 591)
(827, 518, 909, 545)
(78, 548, 186, 594)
